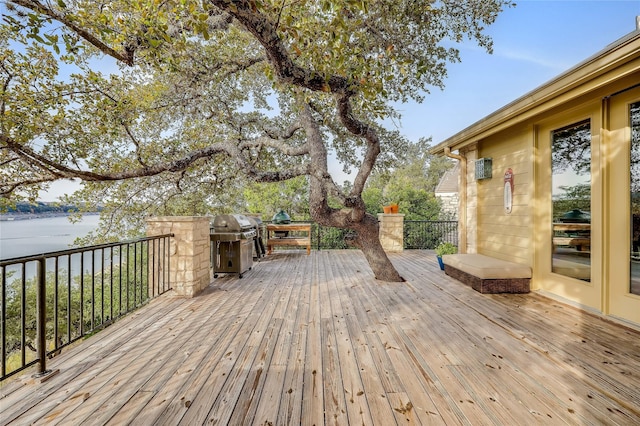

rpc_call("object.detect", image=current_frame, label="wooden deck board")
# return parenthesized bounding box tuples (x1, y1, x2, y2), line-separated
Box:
(2, 250, 640, 425)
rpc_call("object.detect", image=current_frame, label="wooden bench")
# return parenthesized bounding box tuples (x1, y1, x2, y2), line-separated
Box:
(552, 236, 590, 252)
(552, 223, 590, 252)
(442, 253, 531, 294)
(266, 223, 311, 255)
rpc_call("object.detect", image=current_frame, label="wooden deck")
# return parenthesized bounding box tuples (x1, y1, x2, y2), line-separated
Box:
(2, 250, 640, 425)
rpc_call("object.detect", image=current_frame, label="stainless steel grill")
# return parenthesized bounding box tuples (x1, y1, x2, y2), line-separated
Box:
(244, 215, 266, 259)
(211, 214, 255, 278)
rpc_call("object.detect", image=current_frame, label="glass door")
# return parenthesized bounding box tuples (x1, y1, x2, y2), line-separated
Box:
(608, 87, 640, 323)
(551, 120, 591, 281)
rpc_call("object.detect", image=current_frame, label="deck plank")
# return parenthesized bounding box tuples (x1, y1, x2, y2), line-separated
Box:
(394, 251, 640, 424)
(300, 253, 325, 425)
(275, 253, 313, 425)
(104, 280, 261, 425)
(2, 250, 640, 425)
(252, 263, 301, 425)
(6, 297, 192, 425)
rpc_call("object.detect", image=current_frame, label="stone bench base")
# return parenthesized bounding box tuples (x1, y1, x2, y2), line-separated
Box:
(442, 254, 531, 294)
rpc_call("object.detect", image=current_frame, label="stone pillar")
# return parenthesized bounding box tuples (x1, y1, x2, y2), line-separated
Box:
(377, 213, 405, 253)
(146, 216, 211, 297)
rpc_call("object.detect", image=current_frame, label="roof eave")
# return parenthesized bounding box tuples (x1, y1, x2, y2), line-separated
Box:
(430, 29, 640, 156)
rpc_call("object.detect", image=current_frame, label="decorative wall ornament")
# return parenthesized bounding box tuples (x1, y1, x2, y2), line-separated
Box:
(504, 168, 514, 214)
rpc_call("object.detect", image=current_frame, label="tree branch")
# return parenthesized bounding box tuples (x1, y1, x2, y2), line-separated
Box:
(240, 136, 308, 157)
(335, 94, 378, 206)
(9, 0, 136, 65)
(1, 134, 237, 182)
(247, 164, 310, 183)
(1, 177, 52, 197)
(211, 0, 379, 211)
(211, 0, 353, 96)
(121, 122, 148, 167)
(0, 65, 13, 134)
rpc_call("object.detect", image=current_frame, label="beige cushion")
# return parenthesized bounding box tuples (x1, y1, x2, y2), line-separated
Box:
(442, 254, 532, 279)
(552, 259, 590, 280)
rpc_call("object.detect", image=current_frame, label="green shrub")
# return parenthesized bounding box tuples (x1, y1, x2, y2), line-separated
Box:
(435, 242, 457, 257)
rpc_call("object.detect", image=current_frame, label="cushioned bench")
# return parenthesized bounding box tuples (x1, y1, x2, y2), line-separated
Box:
(442, 254, 531, 294)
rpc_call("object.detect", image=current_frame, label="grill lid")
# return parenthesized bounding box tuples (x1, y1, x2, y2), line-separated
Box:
(272, 210, 291, 224)
(213, 214, 254, 233)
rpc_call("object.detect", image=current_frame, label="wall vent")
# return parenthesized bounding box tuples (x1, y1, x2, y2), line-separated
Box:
(475, 158, 492, 180)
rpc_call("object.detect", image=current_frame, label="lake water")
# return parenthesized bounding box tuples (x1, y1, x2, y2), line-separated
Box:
(0, 215, 100, 260)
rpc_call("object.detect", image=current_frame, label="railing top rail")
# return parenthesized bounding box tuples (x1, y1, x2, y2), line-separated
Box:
(404, 220, 458, 224)
(1, 232, 174, 381)
(0, 233, 174, 266)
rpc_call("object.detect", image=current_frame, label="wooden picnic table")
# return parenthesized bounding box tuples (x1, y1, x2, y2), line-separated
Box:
(266, 223, 311, 255)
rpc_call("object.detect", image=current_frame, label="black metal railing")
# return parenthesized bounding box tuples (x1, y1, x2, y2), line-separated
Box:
(404, 220, 458, 249)
(0, 234, 173, 382)
(259, 219, 457, 251)
(258, 221, 354, 251)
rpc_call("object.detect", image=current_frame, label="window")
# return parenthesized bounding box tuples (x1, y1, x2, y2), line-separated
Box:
(551, 120, 591, 281)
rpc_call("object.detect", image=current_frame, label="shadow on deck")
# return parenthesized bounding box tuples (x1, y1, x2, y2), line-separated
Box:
(1, 250, 639, 425)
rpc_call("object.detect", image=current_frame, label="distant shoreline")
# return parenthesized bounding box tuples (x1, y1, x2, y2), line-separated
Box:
(0, 212, 99, 221)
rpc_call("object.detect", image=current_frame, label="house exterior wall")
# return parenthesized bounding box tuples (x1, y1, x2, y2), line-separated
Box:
(462, 144, 478, 254)
(434, 31, 640, 327)
(472, 127, 533, 266)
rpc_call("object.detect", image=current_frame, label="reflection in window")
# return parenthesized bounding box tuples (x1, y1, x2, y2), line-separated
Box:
(551, 120, 591, 281)
(630, 102, 640, 295)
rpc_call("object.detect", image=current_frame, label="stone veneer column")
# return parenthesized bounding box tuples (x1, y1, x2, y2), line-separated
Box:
(377, 213, 405, 253)
(146, 216, 211, 297)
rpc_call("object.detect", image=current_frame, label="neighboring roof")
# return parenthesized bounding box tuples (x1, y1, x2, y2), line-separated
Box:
(431, 29, 640, 156)
(435, 162, 459, 193)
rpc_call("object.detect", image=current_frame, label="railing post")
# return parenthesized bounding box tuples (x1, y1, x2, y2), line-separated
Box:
(378, 213, 405, 253)
(146, 217, 209, 297)
(35, 257, 48, 377)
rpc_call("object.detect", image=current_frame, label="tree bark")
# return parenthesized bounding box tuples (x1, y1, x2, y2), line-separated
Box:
(310, 205, 404, 282)
(301, 103, 403, 282)
(348, 214, 405, 282)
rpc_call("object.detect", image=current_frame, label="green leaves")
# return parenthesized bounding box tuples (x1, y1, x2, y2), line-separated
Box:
(2, 0, 505, 228)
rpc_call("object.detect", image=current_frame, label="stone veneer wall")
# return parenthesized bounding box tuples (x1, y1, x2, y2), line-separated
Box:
(146, 216, 211, 297)
(436, 192, 459, 220)
(377, 213, 405, 253)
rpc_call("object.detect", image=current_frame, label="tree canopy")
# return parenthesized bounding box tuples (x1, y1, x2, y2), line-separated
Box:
(363, 137, 454, 220)
(1, 0, 511, 280)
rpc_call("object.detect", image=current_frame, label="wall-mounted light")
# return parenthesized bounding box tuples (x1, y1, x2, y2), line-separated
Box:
(475, 157, 492, 180)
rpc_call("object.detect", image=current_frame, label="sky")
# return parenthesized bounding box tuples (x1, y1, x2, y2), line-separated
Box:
(37, 0, 640, 200)
(396, 0, 640, 145)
